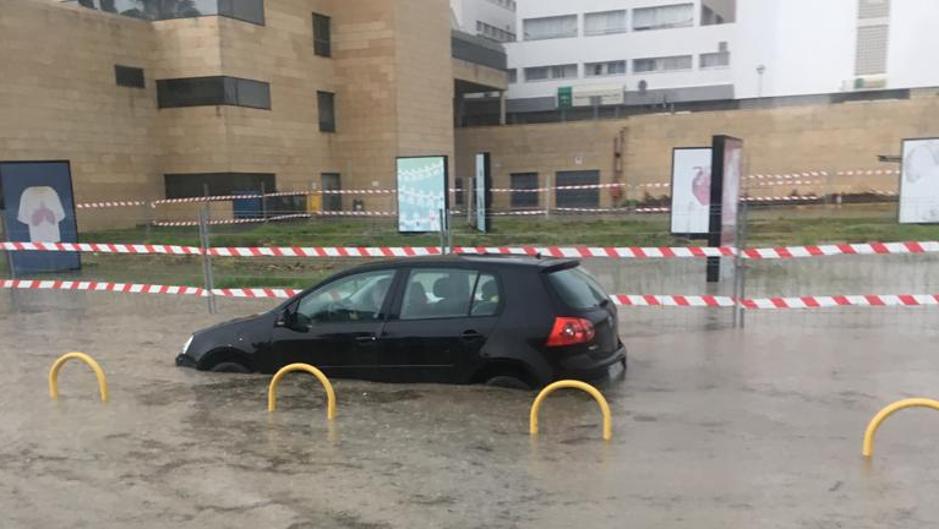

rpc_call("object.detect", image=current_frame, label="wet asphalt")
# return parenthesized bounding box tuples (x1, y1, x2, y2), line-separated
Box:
(1, 290, 938, 528)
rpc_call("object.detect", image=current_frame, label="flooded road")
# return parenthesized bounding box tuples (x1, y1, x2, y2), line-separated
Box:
(2, 291, 938, 528)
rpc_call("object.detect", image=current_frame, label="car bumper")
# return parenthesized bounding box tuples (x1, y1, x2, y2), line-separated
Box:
(175, 353, 197, 368)
(555, 344, 626, 381)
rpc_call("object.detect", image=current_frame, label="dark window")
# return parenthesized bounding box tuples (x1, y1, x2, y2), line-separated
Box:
(318, 91, 336, 132)
(218, 0, 265, 25)
(297, 270, 395, 323)
(470, 273, 500, 316)
(321, 173, 341, 211)
(510, 173, 539, 207)
(163, 173, 275, 199)
(555, 170, 599, 208)
(400, 268, 480, 320)
(156, 76, 270, 109)
(78, 0, 264, 24)
(114, 65, 145, 89)
(313, 13, 331, 57)
(547, 267, 610, 310)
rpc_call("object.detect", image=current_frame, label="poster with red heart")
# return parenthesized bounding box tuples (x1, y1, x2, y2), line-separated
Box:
(669, 147, 712, 237)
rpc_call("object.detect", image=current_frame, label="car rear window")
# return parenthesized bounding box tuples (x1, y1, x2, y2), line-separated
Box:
(547, 267, 610, 309)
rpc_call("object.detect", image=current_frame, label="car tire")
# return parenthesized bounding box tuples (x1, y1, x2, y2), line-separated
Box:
(485, 375, 532, 390)
(209, 361, 250, 373)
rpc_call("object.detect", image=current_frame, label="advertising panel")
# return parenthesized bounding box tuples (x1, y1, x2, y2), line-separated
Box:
(669, 147, 712, 237)
(898, 138, 939, 224)
(0, 161, 80, 274)
(396, 156, 448, 233)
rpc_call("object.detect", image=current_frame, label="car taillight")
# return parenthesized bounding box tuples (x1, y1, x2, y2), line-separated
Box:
(546, 317, 596, 347)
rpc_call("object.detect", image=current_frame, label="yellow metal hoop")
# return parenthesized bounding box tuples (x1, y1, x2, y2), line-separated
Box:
(530, 380, 612, 441)
(48, 352, 109, 402)
(267, 363, 337, 419)
(862, 397, 939, 458)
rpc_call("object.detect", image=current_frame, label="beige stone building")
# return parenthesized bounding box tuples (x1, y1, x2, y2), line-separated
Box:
(0, 0, 506, 226)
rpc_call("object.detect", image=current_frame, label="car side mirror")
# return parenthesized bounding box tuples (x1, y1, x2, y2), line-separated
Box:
(274, 307, 310, 332)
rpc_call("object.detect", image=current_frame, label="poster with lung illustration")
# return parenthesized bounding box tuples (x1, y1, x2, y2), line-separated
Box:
(670, 147, 712, 237)
(396, 156, 448, 233)
(899, 138, 939, 224)
(0, 161, 80, 273)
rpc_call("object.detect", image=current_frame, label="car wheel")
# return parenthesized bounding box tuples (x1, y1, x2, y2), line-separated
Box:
(485, 375, 532, 390)
(210, 361, 250, 373)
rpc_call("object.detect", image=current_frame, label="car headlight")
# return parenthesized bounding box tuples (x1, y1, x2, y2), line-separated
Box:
(182, 335, 194, 354)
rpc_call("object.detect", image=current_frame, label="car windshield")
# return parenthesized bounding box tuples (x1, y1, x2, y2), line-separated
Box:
(547, 267, 610, 309)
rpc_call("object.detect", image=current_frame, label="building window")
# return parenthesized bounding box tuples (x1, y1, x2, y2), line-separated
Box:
(523, 15, 578, 41)
(855, 24, 889, 75)
(164, 173, 275, 199)
(701, 0, 736, 25)
(484, 0, 516, 12)
(321, 173, 341, 211)
(524, 64, 577, 82)
(632, 3, 694, 31)
(156, 76, 271, 109)
(632, 55, 693, 73)
(700, 51, 730, 69)
(313, 13, 331, 57)
(585, 60, 626, 77)
(476, 20, 516, 43)
(85, 0, 266, 25)
(218, 0, 265, 25)
(584, 10, 627, 36)
(507, 69, 517, 83)
(317, 91, 336, 132)
(858, 0, 890, 19)
(114, 65, 145, 88)
(510, 173, 539, 207)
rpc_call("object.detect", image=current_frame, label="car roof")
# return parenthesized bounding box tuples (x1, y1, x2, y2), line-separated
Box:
(348, 254, 579, 272)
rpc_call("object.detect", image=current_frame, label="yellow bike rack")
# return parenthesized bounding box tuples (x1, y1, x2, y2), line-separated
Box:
(530, 380, 612, 441)
(48, 352, 109, 403)
(862, 397, 939, 458)
(267, 363, 336, 419)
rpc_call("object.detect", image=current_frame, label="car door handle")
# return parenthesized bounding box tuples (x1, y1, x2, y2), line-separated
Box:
(355, 335, 378, 343)
(461, 330, 483, 340)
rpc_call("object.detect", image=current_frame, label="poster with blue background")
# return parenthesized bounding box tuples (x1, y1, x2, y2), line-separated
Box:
(396, 156, 448, 233)
(0, 161, 81, 274)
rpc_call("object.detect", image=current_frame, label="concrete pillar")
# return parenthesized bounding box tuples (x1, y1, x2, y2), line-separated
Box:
(499, 90, 507, 126)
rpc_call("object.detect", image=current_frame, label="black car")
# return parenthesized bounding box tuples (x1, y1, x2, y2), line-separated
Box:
(176, 255, 626, 389)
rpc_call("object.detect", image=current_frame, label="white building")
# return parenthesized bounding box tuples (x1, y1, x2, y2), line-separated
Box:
(450, 0, 518, 43)
(503, 0, 939, 114)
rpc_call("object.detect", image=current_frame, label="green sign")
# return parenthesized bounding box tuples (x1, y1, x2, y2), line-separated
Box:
(557, 86, 573, 109)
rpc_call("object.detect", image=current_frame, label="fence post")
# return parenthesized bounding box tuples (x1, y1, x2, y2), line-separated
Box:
(466, 176, 473, 226)
(734, 200, 750, 328)
(0, 210, 11, 280)
(544, 173, 552, 218)
(260, 181, 268, 222)
(438, 208, 447, 255)
(198, 205, 217, 314)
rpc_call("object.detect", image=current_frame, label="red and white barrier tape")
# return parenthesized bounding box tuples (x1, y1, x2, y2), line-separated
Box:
(5, 241, 939, 259)
(152, 213, 311, 227)
(76, 200, 149, 209)
(4, 280, 939, 309)
(740, 241, 939, 259)
(0, 279, 205, 296)
(739, 294, 939, 310)
(610, 294, 735, 307)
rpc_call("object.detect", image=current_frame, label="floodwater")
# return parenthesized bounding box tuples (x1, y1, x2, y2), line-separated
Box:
(2, 291, 939, 528)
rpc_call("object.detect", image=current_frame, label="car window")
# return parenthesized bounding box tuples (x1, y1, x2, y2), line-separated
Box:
(469, 273, 500, 317)
(400, 268, 478, 320)
(547, 267, 609, 309)
(296, 269, 394, 323)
